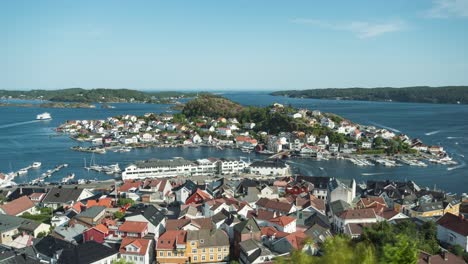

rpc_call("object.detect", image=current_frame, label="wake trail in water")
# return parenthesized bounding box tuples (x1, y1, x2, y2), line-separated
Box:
(447, 161, 466, 171)
(0, 120, 41, 129)
(361, 172, 386, 176)
(425, 130, 442, 136)
(447, 136, 463, 139)
(369, 122, 400, 133)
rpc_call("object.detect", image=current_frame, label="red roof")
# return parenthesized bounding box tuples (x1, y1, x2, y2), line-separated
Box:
(93, 224, 109, 234)
(268, 215, 296, 227)
(120, 237, 151, 255)
(157, 230, 187, 250)
(339, 208, 377, 220)
(118, 221, 148, 233)
(260, 226, 288, 238)
(71, 201, 85, 213)
(87, 198, 113, 208)
(436, 213, 468, 236)
(0, 196, 35, 216)
(284, 232, 309, 250)
(119, 180, 142, 192)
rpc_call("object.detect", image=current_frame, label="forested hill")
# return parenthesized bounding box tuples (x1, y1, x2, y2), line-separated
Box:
(271, 86, 468, 104)
(0, 88, 196, 103)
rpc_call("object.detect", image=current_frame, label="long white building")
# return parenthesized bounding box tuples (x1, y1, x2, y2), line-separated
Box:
(122, 158, 249, 180)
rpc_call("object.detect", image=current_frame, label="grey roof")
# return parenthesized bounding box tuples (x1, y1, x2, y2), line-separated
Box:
(186, 229, 229, 248)
(57, 241, 118, 264)
(250, 159, 287, 169)
(180, 206, 198, 217)
(414, 202, 444, 212)
(42, 187, 86, 204)
(0, 244, 42, 264)
(76, 206, 106, 219)
(304, 224, 332, 243)
(127, 204, 165, 227)
(234, 218, 260, 234)
(239, 239, 273, 263)
(239, 238, 260, 252)
(329, 200, 351, 216)
(53, 224, 88, 243)
(33, 235, 76, 259)
(0, 214, 42, 233)
(134, 158, 194, 168)
(212, 209, 232, 224)
(292, 210, 330, 229)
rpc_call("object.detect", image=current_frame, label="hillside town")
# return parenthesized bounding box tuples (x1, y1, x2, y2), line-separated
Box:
(57, 102, 454, 167)
(0, 174, 467, 263)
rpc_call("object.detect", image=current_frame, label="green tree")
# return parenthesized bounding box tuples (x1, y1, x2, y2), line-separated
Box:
(113, 211, 125, 220)
(381, 234, 418, 264)
(117, 198, 135, 207)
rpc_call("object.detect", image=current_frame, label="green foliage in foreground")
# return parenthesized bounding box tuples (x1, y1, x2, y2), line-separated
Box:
(112, 259, 134, 264)
(274, 220, 440, 264)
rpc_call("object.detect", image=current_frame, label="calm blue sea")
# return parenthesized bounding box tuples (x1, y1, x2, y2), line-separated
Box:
(0, 92, 467, 194)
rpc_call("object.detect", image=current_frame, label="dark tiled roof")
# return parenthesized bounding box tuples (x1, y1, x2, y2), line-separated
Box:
(234, 218, 260, 234)
(0, 214, 42, 233)
(255, 198, 293, 214)
(250, 159, 287, 169)
(34, 236, 76, 258)
(127, 204, 165, 227)
(186, 229, 229, 248)
(329, 200, 351, 216)
(57, 241, 118, 264)
(42, 187, 86, 204)
(76, 206, 106, 219)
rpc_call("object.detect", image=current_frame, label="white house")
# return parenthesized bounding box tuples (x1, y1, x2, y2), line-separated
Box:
(334, 208, 379, 233)
(249, 160, 290, 177)
(217, 128, 232, 137)
(267, 215, 296, 233)
(436, 213, 468, 252)
(119, 238, 153, 264)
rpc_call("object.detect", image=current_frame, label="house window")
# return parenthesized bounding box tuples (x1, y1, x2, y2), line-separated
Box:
(192, 249, 197, 254)
(202, 255, 206, 261)
(202, 248, 206, 253)
(218, 247, 221, 252)
(140, 257, 143, 261)
(159, 252, 164, 257)
(167, 252, 171, 257)
(193, 256, 198, 261)
(200, 239, 204, 244)
(218, 255, 222, 260)
(210, 255, 214, 260)
(210, 248, 213, 253)
(191, 241, 195, 246)
(224, 247, 228, 252)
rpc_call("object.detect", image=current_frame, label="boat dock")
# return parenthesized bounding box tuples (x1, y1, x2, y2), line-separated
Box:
(30, 163, 69, 184)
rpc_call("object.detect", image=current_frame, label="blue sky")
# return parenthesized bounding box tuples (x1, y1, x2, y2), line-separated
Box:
(2, 0, 468, 90)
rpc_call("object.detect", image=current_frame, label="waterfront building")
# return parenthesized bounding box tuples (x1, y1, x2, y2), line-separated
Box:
(249, 160, 290, 177)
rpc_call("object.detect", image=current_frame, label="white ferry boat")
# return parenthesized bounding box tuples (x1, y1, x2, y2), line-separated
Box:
(36, 112, 52, 120)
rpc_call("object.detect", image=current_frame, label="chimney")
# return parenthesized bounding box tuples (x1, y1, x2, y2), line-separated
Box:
(20, 187, 23, 195)
(442, 251, 448, 261)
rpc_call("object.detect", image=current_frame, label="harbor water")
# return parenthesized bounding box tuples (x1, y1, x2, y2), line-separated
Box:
(0, 92, 467, 194)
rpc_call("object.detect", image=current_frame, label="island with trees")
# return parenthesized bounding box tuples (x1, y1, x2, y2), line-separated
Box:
(271, 86, 468, 104)
(0, 88, 196, 104)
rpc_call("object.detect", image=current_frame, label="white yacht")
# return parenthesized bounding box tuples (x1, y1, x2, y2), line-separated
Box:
(32, 162, 42, 168)
(36, 112, 52, 120)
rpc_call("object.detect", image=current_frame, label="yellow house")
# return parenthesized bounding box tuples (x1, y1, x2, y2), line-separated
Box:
(156, 230, 189, 264)
(186, 229, 230, 263)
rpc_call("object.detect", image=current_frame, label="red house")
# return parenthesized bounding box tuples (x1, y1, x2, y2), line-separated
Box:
(185, 189, 213, 205)
(285, 182, 309, 195)
(117, 221, 149, 238)
(83, 224, 109, 243)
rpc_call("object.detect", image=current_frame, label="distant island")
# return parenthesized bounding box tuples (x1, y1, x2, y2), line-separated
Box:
(0, 88, 196, 104)
(271, 86, 468, 104)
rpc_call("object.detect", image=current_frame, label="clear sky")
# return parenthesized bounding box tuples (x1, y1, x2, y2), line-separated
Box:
(2, 0, 468, 90)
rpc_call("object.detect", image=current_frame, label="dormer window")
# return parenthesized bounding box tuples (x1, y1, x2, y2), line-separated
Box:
(200, 239, 204, 243)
